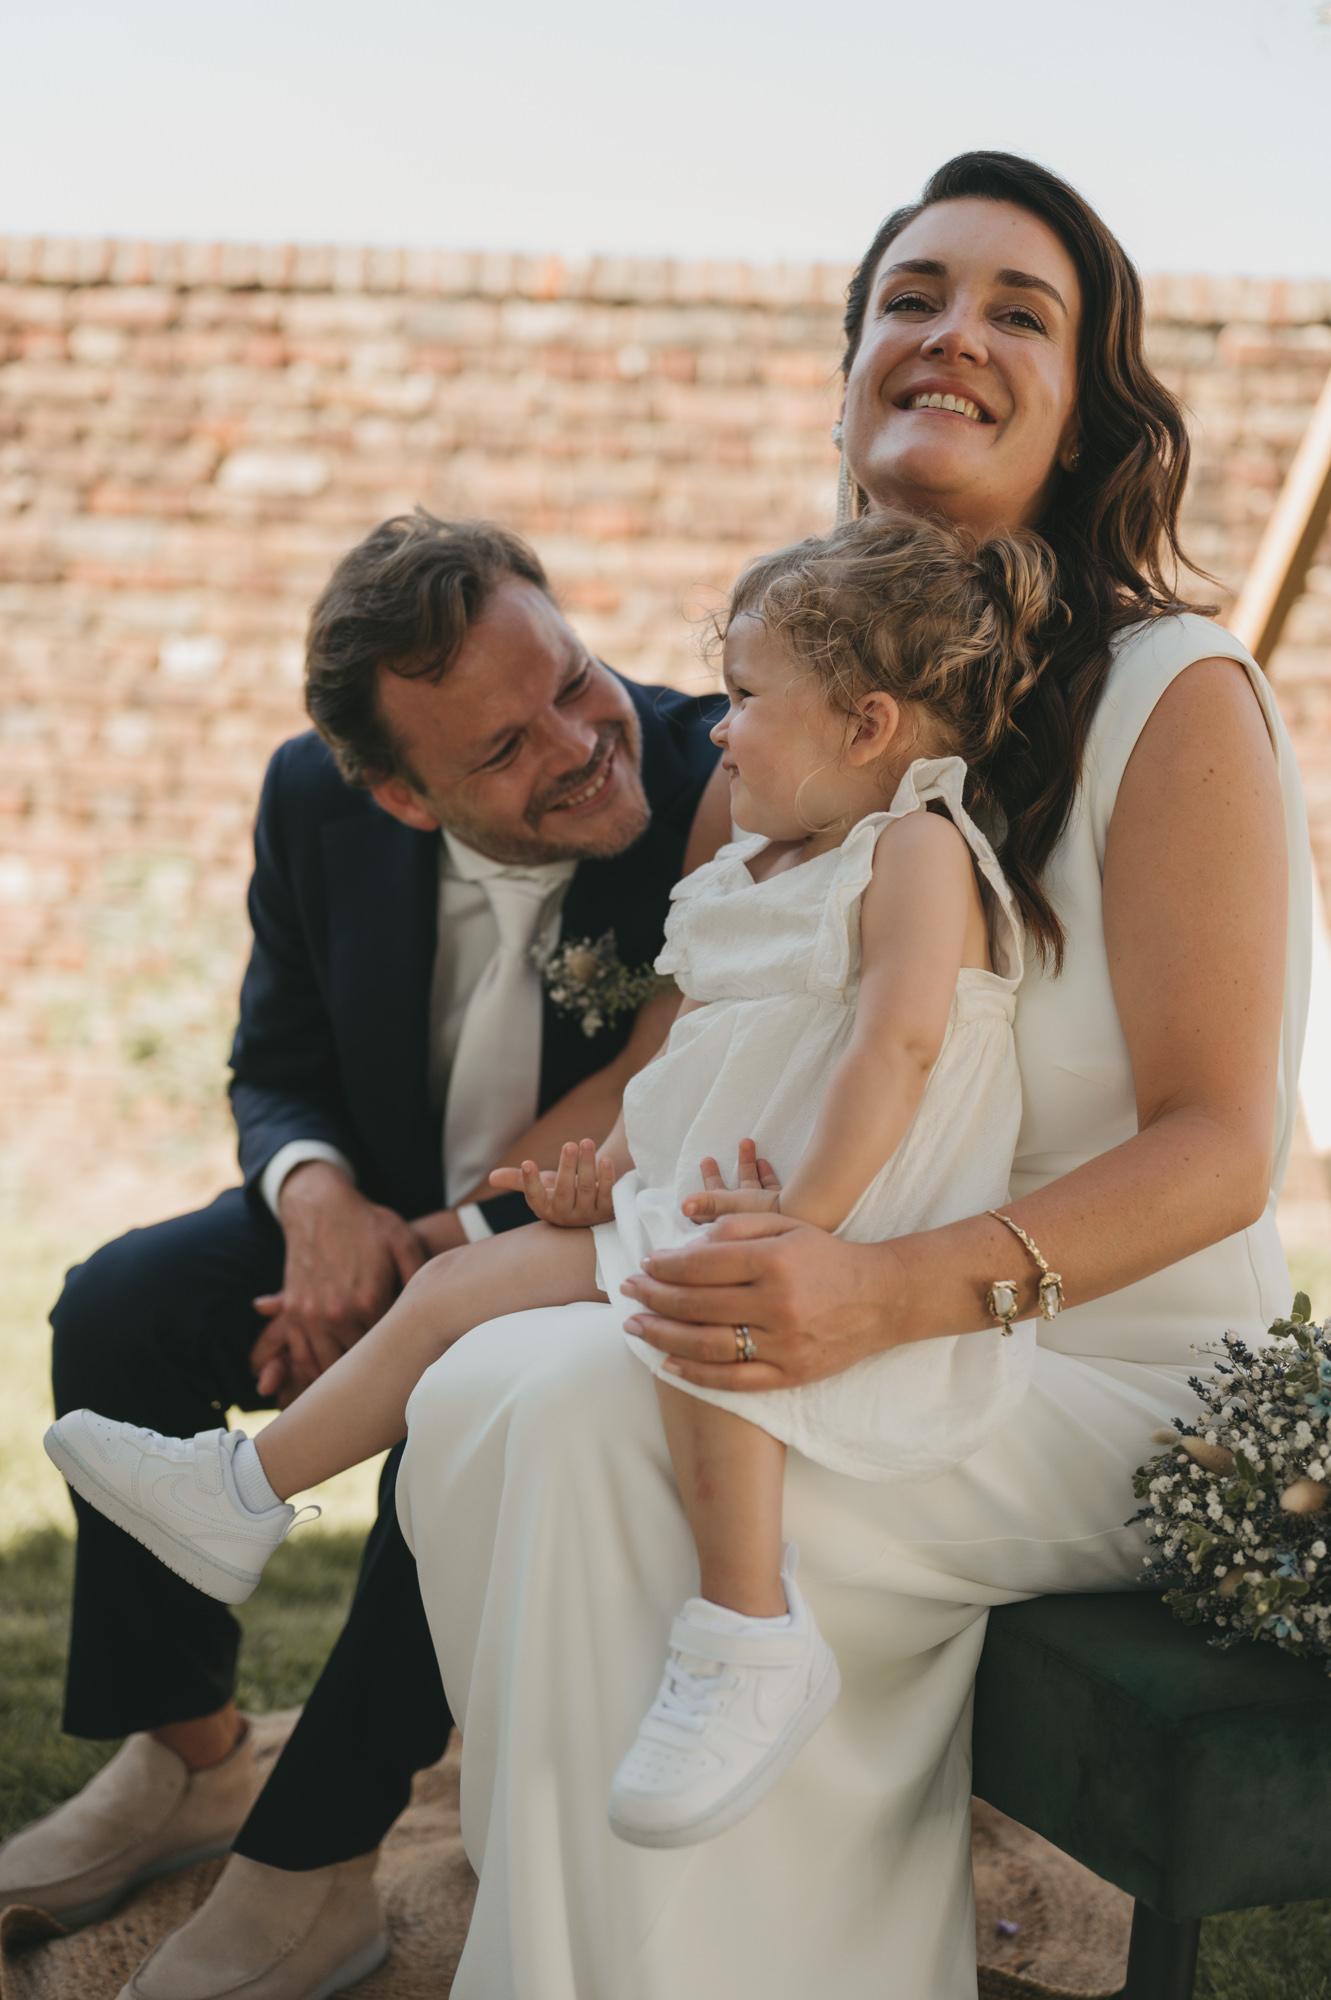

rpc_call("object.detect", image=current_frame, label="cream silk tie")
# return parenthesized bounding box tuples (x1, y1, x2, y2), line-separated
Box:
(442, 872, 558, 1207)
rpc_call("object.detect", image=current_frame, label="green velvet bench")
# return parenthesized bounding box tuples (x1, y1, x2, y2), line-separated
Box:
(972, 1591, 1331, 1999)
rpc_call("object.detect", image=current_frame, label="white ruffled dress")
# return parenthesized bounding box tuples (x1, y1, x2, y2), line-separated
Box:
(593, 753, 1037, 1482)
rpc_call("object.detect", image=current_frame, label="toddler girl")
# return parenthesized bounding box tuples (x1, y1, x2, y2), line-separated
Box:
(48, 511, 1057, 1849)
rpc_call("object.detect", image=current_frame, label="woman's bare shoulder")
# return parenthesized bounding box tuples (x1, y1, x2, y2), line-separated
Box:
(1126, 653, 1272, 778)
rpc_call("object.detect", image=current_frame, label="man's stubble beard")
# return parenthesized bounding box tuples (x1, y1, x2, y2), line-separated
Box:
(432, 717, 651, 866)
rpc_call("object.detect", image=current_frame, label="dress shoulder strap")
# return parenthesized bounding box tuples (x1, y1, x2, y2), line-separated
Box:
(884, 756, 1024, 984)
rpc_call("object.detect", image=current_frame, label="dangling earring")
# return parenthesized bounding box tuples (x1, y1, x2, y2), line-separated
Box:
(1067, 445, 1082, 472)
(831, 421, 858, 526)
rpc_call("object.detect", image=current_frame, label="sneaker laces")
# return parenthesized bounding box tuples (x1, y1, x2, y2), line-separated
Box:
(648, 1650, 737, 1736)
(119, 1422, 180, 1454)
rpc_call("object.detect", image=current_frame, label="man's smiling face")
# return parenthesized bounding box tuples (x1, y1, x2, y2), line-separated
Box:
(368, 578, 649, 864)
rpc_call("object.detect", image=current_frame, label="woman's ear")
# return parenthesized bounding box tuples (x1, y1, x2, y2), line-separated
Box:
(844, 692, 901, 768)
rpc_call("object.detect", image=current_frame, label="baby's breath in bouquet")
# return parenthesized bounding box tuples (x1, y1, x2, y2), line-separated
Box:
(1132, 1294, 1331, 1670)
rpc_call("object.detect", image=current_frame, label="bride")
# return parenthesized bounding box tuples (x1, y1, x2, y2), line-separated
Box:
(396, 150, 1310, 1997)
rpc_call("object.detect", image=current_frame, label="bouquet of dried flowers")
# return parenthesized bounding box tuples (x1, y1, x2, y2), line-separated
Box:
(1132, 1294, 1331, 1671)
(540, 932, 675, 1039)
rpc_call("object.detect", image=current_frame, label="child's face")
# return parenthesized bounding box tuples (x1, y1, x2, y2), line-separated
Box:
(711, 617, 850, 840)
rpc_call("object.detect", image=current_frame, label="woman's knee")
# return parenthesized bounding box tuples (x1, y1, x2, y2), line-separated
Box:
(406, 1306, 663, 1470)
(50, 1197, 276, 1415)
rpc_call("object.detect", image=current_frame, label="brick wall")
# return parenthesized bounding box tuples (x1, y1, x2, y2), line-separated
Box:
(1, 239, 1329, 1232)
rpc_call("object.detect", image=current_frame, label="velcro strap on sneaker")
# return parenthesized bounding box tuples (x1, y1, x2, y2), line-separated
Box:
(192, 1429, 226, 1496)
(668, 1616, 811, 1669)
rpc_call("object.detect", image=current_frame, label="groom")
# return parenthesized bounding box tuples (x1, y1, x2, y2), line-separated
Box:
(0, 513, 724, 1998)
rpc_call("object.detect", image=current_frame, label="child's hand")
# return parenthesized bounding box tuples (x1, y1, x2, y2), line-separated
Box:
(682, 1139, 782, 1222)
(489, 1139, 616, 1227)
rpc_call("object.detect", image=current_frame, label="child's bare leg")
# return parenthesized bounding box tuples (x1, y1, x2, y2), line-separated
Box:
(608, 1381, 835, 1847)
(655, 1379, 786, 1617)
(255, 1223, 601, 1500)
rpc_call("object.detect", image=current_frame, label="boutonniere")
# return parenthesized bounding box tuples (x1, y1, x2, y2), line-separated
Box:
(540, 931, 674, 1038)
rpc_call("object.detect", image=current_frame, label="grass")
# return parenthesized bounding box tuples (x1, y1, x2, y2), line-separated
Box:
(0, 1222, 380, 1837)
(1287, 1244, 1331, 1321)
(0, 1226, 387, 1543)
(0, 1527, 363, 1840)
(3, 1228, 1331, 1991)
(1197, 1901, 1331, 2000)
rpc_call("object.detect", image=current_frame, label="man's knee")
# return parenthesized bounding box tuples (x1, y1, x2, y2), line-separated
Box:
(50, 1228, 166, 1397)
(50, 1192, 280, 1419)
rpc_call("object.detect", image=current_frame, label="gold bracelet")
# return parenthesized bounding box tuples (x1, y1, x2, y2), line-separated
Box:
(985, 1276, 1021, 1336)
(987, 1211, 1064, 1323)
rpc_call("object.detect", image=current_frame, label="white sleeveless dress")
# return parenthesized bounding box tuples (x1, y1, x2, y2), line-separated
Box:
(595, 754, 1036, 1480)
(399, 616, 1311, 2000)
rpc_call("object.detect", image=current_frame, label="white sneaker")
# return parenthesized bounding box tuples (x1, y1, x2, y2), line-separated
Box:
(608, 1545, 840, 1848)
(44, 1413, 303, 1606)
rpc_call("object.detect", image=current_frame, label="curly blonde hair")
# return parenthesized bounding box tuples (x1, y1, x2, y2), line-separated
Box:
(721, 512, 1066, 963)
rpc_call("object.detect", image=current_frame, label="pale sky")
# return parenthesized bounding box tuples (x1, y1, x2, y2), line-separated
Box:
(3, 0, 1330, 275)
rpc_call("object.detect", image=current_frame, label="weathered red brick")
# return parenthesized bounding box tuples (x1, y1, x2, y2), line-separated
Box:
(0, 232, 1328, 1208)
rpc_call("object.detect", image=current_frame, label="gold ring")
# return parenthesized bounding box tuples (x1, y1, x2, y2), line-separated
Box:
(735, 1324, 757, 1363)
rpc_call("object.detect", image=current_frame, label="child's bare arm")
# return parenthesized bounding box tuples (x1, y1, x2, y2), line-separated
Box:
(686, 816, 977, 1234)
(780, 815, 975, 1230)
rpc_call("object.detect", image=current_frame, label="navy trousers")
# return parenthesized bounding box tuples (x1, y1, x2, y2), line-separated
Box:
(49, 1187, 453, 1869)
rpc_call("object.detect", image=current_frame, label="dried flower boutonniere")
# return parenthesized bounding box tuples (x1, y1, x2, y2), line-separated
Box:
(540, 931, 674, 1038)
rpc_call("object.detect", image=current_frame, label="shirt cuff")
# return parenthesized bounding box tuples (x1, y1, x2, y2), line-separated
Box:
(260, 1141, 357, 1219)
(476, 1190, 537, 1235)
(455, 1202, 495, 1243)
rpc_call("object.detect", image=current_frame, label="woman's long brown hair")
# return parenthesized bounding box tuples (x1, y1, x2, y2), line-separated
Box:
(843, 151, 1213, 970)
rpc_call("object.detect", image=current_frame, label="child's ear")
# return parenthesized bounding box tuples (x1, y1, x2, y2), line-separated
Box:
(844, 692, 901, 767)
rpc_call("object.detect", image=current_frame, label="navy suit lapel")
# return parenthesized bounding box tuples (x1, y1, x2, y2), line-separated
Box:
(322, 806, 443, 1215)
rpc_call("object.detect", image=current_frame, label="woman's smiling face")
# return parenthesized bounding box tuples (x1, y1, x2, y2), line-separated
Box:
(842, 197, 1083, 534)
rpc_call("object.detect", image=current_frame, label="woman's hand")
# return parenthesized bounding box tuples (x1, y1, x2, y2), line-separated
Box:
(681, 1138, 781, 1221)
(490, 1139, 616, 1227)
(622, 1212, 889, 1391)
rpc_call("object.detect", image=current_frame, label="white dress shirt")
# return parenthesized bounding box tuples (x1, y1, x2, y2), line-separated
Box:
(260, 830, 576, 1230)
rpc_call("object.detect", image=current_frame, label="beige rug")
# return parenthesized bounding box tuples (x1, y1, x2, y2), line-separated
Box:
(1, 1715, 1131, 1998)
(973, 1798, 1132, 1998)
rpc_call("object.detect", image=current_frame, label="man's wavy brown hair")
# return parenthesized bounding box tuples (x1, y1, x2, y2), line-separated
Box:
(724, 512, 1064, 958)
(305, 511, 552, 786)
(842, 150, 1213, 969)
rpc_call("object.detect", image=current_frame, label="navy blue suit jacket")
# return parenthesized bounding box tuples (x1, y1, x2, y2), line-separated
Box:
(228, 678, 722, 1230)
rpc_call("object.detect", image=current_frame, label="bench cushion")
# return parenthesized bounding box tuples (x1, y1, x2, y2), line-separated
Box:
(972, 1591, 1331, 1919)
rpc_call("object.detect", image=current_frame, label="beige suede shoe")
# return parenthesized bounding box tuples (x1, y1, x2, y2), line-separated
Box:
(117, 1850, 387, 2000)
(0, 1724, 261, 1929)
